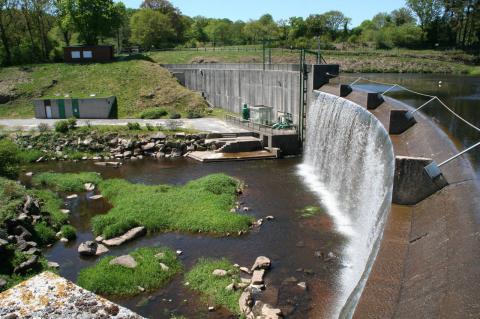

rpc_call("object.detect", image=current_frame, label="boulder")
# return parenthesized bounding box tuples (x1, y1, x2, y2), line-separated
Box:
(84, 183, 95, 191)
(252, 301, 283, 319)
(251, 256, 271, 271)
(13, 226, 32, 241)
(14, 255, 38, 274)
(239, 289, 254, 315)
(22, 196, 40, 216)
(109, 255, 137, 269)
(142, 143, 155, 151)
(78, 241, 98, 256)
(102, 226, 146, 247)
(251, 269, 265, 285)
(95, 244, 109, 256)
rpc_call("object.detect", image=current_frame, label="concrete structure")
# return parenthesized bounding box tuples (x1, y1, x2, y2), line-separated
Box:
(319, 84, 480, 319)
(34, 96, 118, 119)
(163, 63, 339, 127)
(0, 272, 143, 318)
(64, 45, 114, 63)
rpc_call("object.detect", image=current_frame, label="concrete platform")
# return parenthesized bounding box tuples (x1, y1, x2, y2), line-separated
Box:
(187, 149, 278, 162)
(0, 272, 144, 318)
(319, 84, 480, 319)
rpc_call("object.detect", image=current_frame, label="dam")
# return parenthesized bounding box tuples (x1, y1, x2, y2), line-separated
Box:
(165, 62, 480, 318)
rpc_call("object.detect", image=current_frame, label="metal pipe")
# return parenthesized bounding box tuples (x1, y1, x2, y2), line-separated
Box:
(438, 141, 480, 167)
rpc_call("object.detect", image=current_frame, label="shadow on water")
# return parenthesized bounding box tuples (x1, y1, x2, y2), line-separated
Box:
(27, 157, 347, 319)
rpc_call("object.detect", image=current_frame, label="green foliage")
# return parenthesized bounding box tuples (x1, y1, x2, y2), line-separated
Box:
(0, 177, 27, 225)
(185, 258, 242, 315)
(127, 122, 141, 130)
(169, 113, 181, 119)
(30, 189, 68, 226)
(34, 222, 57, 245)
(60, 225, 77, 240)
(54, 120, 70, 133)
(77, 247, 182, 296)
(92, 174, 252, 239)
(67, 117, 77, 129)
(17, 149, 44, 163)
(33, 172, 102, 192)
(140, 108, 168, 119)
(297, 205, 323, 218)
(186, 111, 202, 119)
(0, 139, 21, 179)
(130, 9, 176, 49)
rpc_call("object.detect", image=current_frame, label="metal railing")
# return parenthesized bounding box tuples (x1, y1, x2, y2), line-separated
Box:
(225, 114, 297, 135)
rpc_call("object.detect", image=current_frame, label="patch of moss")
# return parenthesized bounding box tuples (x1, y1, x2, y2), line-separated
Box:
(33, 172, 102, 192)
(92, 174, 252, 239)
(297, 205, 323, 218)
(60, 225, 76, 240)
(77, 247, 181, 296)
(185, 258, 242, 315)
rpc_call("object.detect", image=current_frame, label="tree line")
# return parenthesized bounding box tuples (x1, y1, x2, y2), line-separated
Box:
(0, 0, 479, 66)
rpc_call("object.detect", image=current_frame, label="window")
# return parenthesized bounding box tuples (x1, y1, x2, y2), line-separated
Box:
(83, 51, 93, 59)
(71, 51, 81, 59)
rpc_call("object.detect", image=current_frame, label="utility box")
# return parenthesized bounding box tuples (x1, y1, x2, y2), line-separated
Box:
(249, 105, 273, 126)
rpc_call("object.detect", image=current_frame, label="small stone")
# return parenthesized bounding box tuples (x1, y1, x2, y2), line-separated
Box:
(225, 283, 235, 291)
(110, 255, 137, 268)
(159, 263, 169, 271)
(266, 215, 275, 220)
(89, 195, 103, 200)
(243, 207, 250, 212)
(137, 286, 145, 292)
(48, 261, 60, 269)
(78, 241, 97, 256)
(230, 208, 236, 213)
(66, 194, 78, 199)
(297, 282, 307, 290)
(102, 226, 146, 246)
(95, 244, 109, 256)
(212, 269, 228, 277)
(208, 306, 215, 312)
(60, 209, 70, 214)
(84, 183, 95, 191)
(155, 252, 165, 260)
(25, 172, 34, 177)
(60, 237, 68, 243)
(252, 269, 265, 285)
(176, 250, 183, 255)
(95, 236, 104, 242)
(251, 256, 271, 271)
(240, 267, 251, 275)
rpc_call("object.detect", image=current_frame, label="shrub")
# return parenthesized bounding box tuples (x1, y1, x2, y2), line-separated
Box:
(17, 149, 43, 163)
(169, 113, 181, 119)
(30, 189, 67, 226)
(145, 123, 154, 131)
(34, 222, 57, 245)
(37, 123, 50, 132)
(140, 108, 168, 119)
(54, 120, 69, 133)
(67, 117, 77, 129)
(60, 225, 77, 240)
(0, 139, 21, 179)
(127, 122, 141, 130)
(0, 177, 27, 224)
(186, 111, 202, 119)
(77, 247, 182, 296)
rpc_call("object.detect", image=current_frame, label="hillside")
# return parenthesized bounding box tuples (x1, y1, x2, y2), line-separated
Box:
(0, 58, 208, 119)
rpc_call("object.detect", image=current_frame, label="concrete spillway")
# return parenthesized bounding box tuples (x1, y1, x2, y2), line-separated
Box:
(298, 91, 395, 318)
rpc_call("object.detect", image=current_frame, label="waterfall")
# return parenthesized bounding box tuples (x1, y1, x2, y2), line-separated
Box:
(297, 91, 395, 318)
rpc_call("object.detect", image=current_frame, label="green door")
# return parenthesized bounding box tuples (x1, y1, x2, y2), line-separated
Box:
(72, 99, 80, 118)
(58, 100, 66, 119)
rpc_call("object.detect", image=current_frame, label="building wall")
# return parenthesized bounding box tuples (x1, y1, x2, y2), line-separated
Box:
(64, 46, 114, 63)
(34, 97, 117, 119)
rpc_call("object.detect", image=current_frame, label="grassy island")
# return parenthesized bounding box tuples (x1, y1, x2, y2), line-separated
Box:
(77, 247, 181, 296)
(185, 258, 242, 315)
(92, 173, 253, 239)
(33, 172, 102, 193)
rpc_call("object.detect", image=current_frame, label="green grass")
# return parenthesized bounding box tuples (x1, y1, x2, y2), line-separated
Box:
(33, 221, 57, 245)
(60, 225, 76, 240)
(0, 177, 27, 225)
(185, 258, 242, 315)
(0, 59, 208, 119)
(77, 247, 181, 296)
(29, 189, 68, 226)
(92, 174, 252, 239)
(140, 107, 168, 119)
(297, 205, 323, 218)
(33, 172, 102, 193)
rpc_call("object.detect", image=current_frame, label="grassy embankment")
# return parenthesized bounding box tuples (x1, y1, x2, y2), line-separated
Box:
(0, 57, 208, 119)
(185, 258, 242, 315)
(32, 172, 102, 192)
(77, 247, 181, 296)
(92, 173, 252, 239)
(149, 48, 480, 75)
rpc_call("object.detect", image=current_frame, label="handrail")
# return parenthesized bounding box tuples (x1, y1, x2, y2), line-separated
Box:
(224, 114, 297, 135)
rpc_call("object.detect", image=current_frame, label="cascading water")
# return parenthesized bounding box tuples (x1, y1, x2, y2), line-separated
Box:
(297, 91, 395, 318)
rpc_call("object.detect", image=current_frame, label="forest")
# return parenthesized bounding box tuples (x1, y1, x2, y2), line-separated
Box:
(0, 0, 479, 66)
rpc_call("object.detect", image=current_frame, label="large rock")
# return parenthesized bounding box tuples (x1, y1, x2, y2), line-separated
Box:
(252, 269, 265, 285)
(78, 241, 98, 256)
(239, 289, 254, 315)
(212, 269, 228, 277)
(109, 255, 137, 268)
(14, 255, 38, 274)
(251, 256, 271, 271)
(141, 143, 155, 151)
(23, 195, 40, 216)
(151, 132, 166, 140)
(102, 226, 146, 247)
(95, 244, 109, 256)
(252, 301, 283, 319)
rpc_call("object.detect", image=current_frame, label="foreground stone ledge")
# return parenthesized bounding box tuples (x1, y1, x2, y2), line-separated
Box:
(0, 271, 144, 319)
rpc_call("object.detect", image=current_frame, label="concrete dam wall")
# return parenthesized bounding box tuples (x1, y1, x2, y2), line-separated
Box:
(298, 91, 395, 318)
(163, 63, 338, 125)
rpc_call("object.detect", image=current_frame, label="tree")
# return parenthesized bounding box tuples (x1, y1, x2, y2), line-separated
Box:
(130, 8, 175, 49)
(59, 0, 117, 45)
(407, 0, 443, 41)
(391, 7, 416, 26)
(0, 0, 15, 65)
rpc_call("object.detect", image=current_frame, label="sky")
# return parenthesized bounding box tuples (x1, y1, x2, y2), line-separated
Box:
(118, 0, 407, 26)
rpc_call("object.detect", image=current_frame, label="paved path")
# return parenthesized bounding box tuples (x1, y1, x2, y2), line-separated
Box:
(0, 118, 248, 133)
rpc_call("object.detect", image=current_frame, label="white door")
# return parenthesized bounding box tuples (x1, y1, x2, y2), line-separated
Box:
(45, 106, 52, 119)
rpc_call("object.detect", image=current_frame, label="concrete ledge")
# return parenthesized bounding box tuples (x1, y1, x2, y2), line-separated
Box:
(340, 84, 353, 97)
(312, 64, 339, 89)
(393, 156, 448, 205)
(367, 92, 384, 110)
(389, 110, 417, 134)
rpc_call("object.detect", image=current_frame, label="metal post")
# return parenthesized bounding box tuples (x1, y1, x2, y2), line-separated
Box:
(262, 39, 266, 71)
